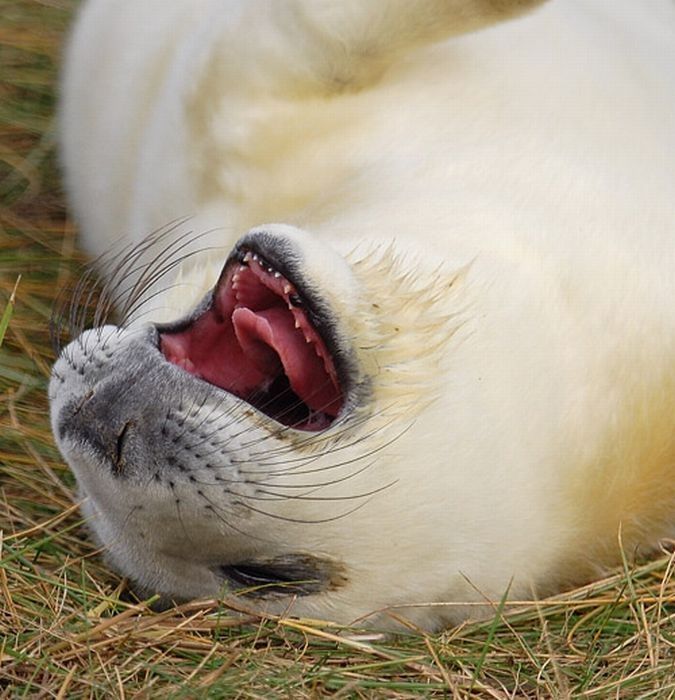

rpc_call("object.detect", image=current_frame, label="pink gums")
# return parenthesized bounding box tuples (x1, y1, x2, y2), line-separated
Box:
(159, 252, 343, 430)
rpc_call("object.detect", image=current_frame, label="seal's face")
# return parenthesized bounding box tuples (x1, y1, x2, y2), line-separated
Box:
(50, 226, 460, 626)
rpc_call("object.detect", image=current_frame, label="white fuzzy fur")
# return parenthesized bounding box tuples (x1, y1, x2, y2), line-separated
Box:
(54, 0, 675, 629)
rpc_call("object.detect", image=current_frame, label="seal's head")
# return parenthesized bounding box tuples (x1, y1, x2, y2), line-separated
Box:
(50, 224, 461, 628)
(51, 0, 675, 632)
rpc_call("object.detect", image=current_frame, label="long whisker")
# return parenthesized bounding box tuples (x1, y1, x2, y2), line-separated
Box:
(239, 498, 372, 525)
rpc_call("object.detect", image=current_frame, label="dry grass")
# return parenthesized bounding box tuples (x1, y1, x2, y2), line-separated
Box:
(1, 1, 675, 697)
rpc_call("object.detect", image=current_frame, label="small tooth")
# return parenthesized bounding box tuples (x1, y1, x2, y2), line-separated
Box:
(252, 254, 259, 261)
(267, 267, 274, 274)
(294, 320, 300, 329)
(274, 272, 281, 278)
(243, 252, 252, 262)
(283, 284, 291, 294)
(305, 336, 312, 344)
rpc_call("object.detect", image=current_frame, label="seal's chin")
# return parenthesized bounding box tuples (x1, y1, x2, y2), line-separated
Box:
(159, 246, 344, 431)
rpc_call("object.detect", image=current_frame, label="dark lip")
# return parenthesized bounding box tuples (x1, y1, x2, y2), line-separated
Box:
(154, 234, 360, 429)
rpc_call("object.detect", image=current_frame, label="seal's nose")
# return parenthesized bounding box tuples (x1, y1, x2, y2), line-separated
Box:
(54, 381, 137, 478)
(49, 324, 172, 482)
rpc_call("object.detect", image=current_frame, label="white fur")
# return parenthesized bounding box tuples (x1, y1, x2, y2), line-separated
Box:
(53, 0, 675, 630)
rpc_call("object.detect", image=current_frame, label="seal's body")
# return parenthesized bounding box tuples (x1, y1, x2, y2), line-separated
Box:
(51, 0, 675, 630)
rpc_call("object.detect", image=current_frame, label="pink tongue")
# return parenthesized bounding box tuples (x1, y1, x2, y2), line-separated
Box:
(232, 307, 339, 414)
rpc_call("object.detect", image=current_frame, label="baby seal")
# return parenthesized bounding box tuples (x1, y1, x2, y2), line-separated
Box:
(50, 0, 675, 630)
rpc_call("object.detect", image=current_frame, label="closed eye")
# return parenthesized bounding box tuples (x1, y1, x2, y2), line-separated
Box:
(216, 554, 347, 597)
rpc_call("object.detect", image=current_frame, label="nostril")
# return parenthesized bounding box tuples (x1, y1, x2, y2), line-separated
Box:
(111, 421, 133, 476)
(71, 389, 95, 417)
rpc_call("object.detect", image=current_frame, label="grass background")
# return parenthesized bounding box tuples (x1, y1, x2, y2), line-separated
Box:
(1, 1, 674, 696)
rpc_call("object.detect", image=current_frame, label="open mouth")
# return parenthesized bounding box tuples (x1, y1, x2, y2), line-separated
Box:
(158, 248, 344, 431)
